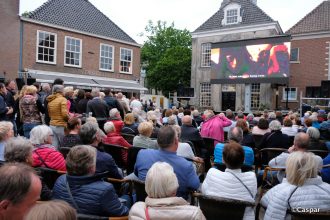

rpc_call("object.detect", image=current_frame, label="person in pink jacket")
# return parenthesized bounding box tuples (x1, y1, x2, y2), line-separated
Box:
(200, 110, 232, 143)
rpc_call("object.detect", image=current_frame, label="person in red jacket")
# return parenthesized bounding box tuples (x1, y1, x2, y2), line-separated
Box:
(103, 121, 132, 165)
(30, 125, 66, 171)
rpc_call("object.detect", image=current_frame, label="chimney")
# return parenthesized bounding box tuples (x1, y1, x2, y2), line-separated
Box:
(251, 0, 257, 5)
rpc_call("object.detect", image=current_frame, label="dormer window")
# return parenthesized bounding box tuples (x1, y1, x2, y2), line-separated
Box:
(222, 3, 242, 26)
(226, 9, 238, 24)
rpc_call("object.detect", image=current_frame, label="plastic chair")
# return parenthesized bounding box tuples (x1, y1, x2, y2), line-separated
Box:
(127, 146, 146, 175)
(193, 193, 255, 220)
(102, 144, 129, 170)
(121, 133, 135, 145)
(34, 167, 66, 189)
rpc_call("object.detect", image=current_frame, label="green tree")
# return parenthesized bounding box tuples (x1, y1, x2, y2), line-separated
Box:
(141, 21, 191, 95)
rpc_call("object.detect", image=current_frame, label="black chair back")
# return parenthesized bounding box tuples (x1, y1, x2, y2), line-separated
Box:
(102, 144, 128, 169)
(196, 194, 254, 220)
(259, 148, 287, 167)
(288, 136, 295, 146)
(288, 210, 330, 220)
(121, 133, 135, 145)
(127, 147, 146, 175)
(214, 163, 253, 172)
(59, 147, 71, 159)
(184, 141, 197, 156)
(77, 213, 128, 220)
(253, 134, 264, 149)
(308, 150, 329, 159)
(132, 179, 147, 202)
(35, 167, 65, 189)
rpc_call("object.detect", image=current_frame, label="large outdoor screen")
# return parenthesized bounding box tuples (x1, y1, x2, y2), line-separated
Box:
(211, 36, 291, 84)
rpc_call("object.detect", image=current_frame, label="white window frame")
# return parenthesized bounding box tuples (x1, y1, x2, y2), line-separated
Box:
(226, 9, 238, 24)
(99, 43, 114, 72)
(120, 47, 133, 74)
(64, 36, 82, 68)
(222, 3, 242, 26)
(290, 48, 300, 63)
(201, 43, 211, 67)
(250, 83, 261, 109)
(282, 87, 298, 101)
(200, 83, 211, 107)
(36, 30, 57, 64)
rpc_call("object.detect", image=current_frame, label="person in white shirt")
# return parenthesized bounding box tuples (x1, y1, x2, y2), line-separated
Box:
(281, 118, 298, 137)
(202, 141, 257, 220)
(130, 97, 142, 111)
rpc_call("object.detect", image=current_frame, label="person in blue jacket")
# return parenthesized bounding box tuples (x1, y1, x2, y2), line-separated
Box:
(52, 145, 129, 217)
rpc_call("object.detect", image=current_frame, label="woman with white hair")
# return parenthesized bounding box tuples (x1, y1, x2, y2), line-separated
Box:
(30, 125, 66, 171)
(0, 121, 14, 161)
(133, 122, 158, 149)
(259, 120, 290, 149)
(129, 162, 206, 220)
(306, 127, 328, 151)
(261, 152, 330, 220)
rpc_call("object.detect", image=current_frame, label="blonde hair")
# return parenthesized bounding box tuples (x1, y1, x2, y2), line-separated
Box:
(104, 121, 115, 134)
(0, 122, 14, 141)
(286, 152, 318, 186)
(124, 113, 135, 125)
(145, 162, 179, 198)
(138, 121, 153, 137)
(63, 86, 74, 97)
(24, 85, 37, 96)
(85, 117, 97, 124)
(19, 85, 27, 98)
(25, 200, 76, 220)
(99, 92, 105, 100)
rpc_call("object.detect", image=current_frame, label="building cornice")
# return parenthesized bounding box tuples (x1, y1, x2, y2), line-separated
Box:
(191, 22, 282, 39)
(20, 17, 142, 48)
(290, 31, 330, 40)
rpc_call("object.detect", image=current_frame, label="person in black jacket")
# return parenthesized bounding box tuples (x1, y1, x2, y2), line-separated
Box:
(180, 115, 202, 142)
(259, 120, 290, 149)
(5, 80, 17, 134)
(103, 88, 124, 119)
(0, 83, 13, 121)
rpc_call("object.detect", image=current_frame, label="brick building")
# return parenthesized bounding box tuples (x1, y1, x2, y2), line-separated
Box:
(282, 1, 330, 110)
(190, 0, 283, 112)
(1, 0, 146, 94)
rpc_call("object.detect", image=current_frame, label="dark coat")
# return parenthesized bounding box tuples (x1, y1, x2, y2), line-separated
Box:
(259, 130, 290, 149)
(0, 94, 9, 121)
(180, 124, 202, 142)
(86, 98, 109, 118)
(122, 123, 139, 135)
(104, 96, 124, 119)
(52, 174, 128, 217)
(76, 98, 89, 114)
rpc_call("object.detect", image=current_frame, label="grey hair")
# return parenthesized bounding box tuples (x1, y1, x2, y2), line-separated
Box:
(192, 110, 200, 117)
(104, 121, 115, 134)
(52, 84, 64, 94)
(269, 120, 282, 131)
(171, 125, 181, 138)
(294, 132, 310, 149)
(30, 125, 53, 145)
(145, 162, 179, 198)
(109, 108, 119, 118)
(91, 88, 100, 97)
(268, 112, 276, 119)
(79, 122, 99, 145)
(228, 127, 243, 143)
(306, 127, 320, 140)
(41, 83, 51, 92)
(0, 121, 13, 141)
(4, 137, 33, 163)
(167, 115, 177, 125)
(66, 145, 96, 176)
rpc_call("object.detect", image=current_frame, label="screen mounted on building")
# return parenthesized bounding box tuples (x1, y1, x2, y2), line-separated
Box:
(211, 36, 291, 84)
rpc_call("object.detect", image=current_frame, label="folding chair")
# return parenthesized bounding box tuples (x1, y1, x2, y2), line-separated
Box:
(34, 167, 66, 189)
(102, 144, 129, 170)
(121, 133, 135, 145)
(127, 146, 146, 175)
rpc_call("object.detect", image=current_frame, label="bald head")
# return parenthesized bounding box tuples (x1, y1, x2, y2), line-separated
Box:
(294, 132, 310, 150)
(182, 115, 192, 125)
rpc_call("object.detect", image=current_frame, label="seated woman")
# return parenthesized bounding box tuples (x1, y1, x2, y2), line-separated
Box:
(306, 127, 328, 151)
(0, 121, 14, 162)
(30, 125, 66, 171)
(252, 118, 270, 135)
(5, 137, 52, 200)
(121, 113, 139, 135)
(62, 117, 82, 148)
(133, 122, 158, 149)
(261, 152, 330, 220)
(52, 145, 129, 217)
(129, 162, 205, 220)
(236, 119, 255, 148)
(103, 121, 132, 164)
(281, 118, 298, 137)
(202, 142, 257, 220)
(259, 120, 290, 149)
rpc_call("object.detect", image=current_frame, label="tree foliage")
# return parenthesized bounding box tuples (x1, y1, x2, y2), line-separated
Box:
(141, 21, 192, 95)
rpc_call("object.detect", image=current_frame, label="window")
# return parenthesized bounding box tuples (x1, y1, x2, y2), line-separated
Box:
(290, 48, 299, 62)
(283, 87, 297, 101)
(250, 83, 260, 109)
(226, 9, 238, 24)
(36, 30, 56, 64)
(120, 48, 132, 74)
(201, 43, 211, 67)
(64, 36, 82, 67)
(99, 44, 114, 71)
(200, 83, 211, 107)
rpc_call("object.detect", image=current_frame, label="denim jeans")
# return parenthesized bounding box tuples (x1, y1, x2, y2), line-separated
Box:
(23, 123, 40, 139)
(50, 125, 65, 149)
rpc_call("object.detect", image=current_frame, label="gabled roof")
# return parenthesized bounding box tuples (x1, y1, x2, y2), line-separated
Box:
(27, 0, 136, 44)
(193, 0, 275, 33)
(287, 1, 330, 35)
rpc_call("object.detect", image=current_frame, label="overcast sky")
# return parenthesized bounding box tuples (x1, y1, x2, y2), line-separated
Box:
(20, 0, 324, 44)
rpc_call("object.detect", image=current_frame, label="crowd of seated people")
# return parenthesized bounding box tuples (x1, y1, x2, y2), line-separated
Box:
(0, 78, 330, 219)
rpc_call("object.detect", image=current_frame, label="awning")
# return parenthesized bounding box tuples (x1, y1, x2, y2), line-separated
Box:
(27, 69, 148, 92)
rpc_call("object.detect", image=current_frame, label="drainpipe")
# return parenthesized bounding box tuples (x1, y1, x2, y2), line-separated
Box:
(18, 19, 24, 78)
